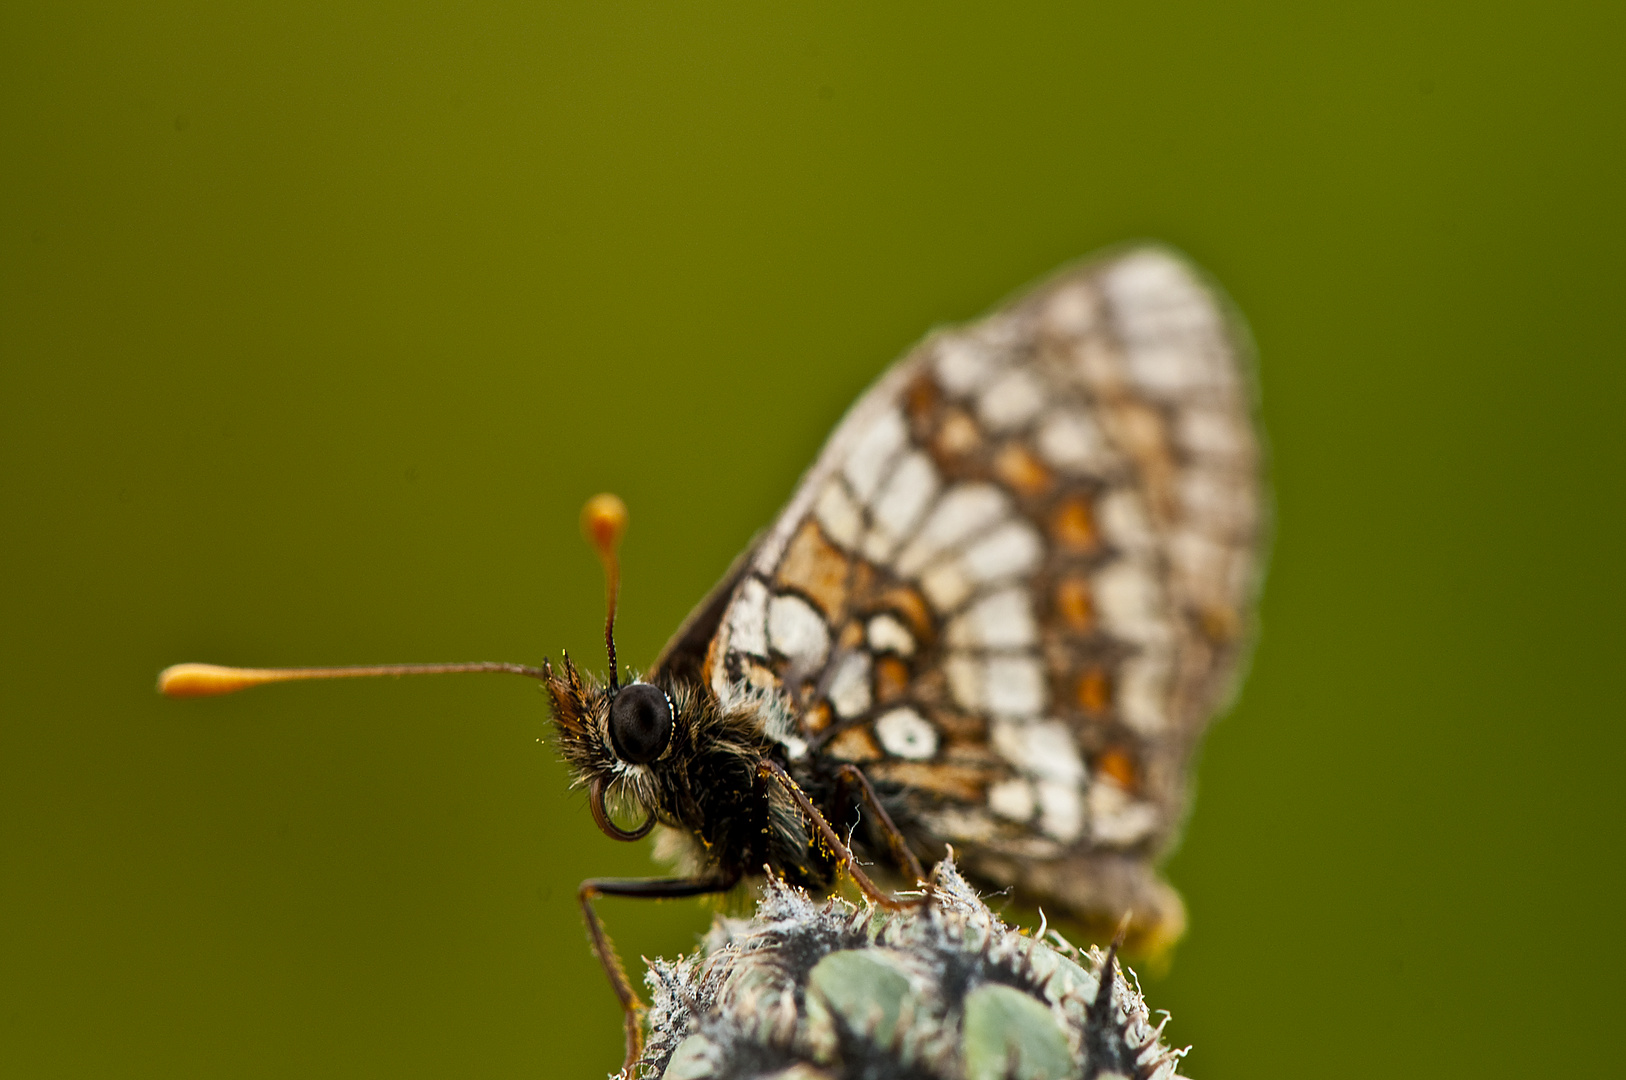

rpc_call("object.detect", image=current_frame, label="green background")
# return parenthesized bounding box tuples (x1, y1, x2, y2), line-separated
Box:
(3, 3, 1622, 1077)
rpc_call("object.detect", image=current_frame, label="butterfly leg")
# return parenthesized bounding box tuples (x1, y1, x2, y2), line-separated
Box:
(833, 762, 925, 883)
(760, 758, 917, 912)
(578, 870, 742, 1075)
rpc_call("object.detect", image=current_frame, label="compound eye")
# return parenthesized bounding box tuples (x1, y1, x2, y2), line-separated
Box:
(608, 682, 673, 764)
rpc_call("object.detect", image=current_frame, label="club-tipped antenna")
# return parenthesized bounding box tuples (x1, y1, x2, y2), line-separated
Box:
(580, 493, 628, 692)
(157, 660, 548, 698)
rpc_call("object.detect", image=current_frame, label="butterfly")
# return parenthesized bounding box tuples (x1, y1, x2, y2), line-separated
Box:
(160, 244, 1265, 1076)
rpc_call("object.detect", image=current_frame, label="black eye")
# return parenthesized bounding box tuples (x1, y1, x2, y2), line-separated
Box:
(608, 682, 673, 764)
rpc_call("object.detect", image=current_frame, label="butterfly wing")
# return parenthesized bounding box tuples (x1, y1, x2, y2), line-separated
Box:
(659, 245, 1265, 945)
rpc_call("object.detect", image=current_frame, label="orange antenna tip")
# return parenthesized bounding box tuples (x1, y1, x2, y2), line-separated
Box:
(158, 663, 280, 698)
(580, 493, 628, 560)
(580, 492, 628, 691)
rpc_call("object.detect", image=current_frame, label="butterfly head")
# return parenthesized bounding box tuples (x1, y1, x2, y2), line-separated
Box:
(545, 654, 684, 840)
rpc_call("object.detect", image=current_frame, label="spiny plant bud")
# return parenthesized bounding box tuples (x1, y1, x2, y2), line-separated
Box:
(638, 858, 1188, 1080)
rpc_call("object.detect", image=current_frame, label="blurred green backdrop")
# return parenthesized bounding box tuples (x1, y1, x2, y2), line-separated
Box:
(3, 2, 1622, 1077)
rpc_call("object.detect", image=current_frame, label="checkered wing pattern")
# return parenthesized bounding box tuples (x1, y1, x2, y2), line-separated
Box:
(662, 246, 1264, 937)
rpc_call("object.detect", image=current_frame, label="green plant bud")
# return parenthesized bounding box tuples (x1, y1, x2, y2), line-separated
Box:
(639, 858, 1187, 1080)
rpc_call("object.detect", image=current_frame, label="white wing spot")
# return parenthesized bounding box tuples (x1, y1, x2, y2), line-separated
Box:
(1102, 250, 1231, 397)
(1096, 489, 1155, 553)
(866, 614, 915, 656)
(1094, 559, 1166, 643)
(944, 653, 983, 711)
(1124, 341, 1219, 398)
(988, 778, 1036, 822)
(1037, 409, 1114, 474)
(1177, 406, 1254, 466)
(992, 719, 1084, 783)
(766, 592, 830, 668)
(863, 450, 940, 561)
(946, 587, 1037, 650)
(842, 408, 908, 502)
(826, 651, 873, 719)
(982, 654, 1047, 717)
(895, 483, 1010, 578)
(933, 337, 998, 395)
(726, 578, 769, 658)
(962, 520, 1043, 584)
(1040, 283, 1098, 337)
(1117, 649, 1171, 734)
(1089, 780, 1161, 846)
(920, 558, 973, 613)
(874, 707, 939, 760)
(920, 807, 998, 843)
(813, 478, 863, 549)
(976, 367, 1046, 432)
(1036, 779, 1084, 843)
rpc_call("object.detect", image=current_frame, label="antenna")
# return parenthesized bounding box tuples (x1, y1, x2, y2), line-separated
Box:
(157, 661, 547, 698)
(580, 493, 628, 692)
